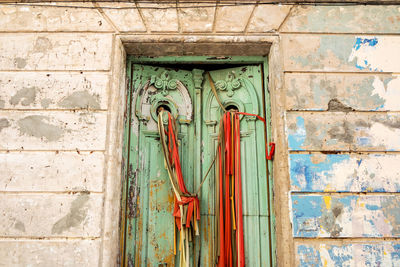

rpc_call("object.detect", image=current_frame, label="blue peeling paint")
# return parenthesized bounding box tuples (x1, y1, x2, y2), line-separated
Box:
(391, 244, 400, 261)
(290, 154, 351, 192)
(353, 37, 378, 51)
(357, 137, 371, 146)
(327, 245, 353, 266)
(353, 37, 379, 70)
(363, 244, 384, 266)
(292, 195, 356, 237)
(292, 195, 324, 237)
(365, 204, 380, 211)
(297, 245, 322, 266)
(288, 116, 306, 150)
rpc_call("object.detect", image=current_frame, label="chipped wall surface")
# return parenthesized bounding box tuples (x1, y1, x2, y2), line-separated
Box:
(0, 2, 400, 267)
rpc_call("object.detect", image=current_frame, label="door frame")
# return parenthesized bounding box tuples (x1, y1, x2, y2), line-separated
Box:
(120, 55, 276, 266)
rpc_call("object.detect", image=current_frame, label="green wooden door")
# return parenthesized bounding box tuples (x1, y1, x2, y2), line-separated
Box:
(124, 63, 272, 266)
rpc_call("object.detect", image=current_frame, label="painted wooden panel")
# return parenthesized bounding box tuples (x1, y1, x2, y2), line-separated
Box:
(296, 242, 400, 266)
(0, 240, 100, 266)
(0, 72, 109, 110)
(128, 65, 196, 266)
(286, 112, 400, 151)
(0, 4, 113, 32)
(283, 35, 400, 72)
(0, 111, 107, 150)
(0, 151, 104, 192)
(0, 34, 112, 71)
(285, 74, 400, 111)
(0, 193, 102, 237)
(281, 6, 400, 33)
(292, 195, 400, 238)
(290, 153, 400, 193)
(200, 65, 270, 266)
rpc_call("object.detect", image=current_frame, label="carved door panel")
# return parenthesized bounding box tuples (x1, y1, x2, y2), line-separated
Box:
(199, 66, 270, 266)
(126, 64, 201, 266)
(125, 64, 270, 266)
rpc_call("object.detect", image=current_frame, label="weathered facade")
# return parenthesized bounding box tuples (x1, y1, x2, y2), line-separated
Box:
(0, 1, 400, 266)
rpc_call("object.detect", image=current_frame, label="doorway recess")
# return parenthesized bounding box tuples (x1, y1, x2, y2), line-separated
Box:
(120, 54, 275, 267)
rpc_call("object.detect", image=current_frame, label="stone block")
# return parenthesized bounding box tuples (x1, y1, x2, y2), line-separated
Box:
(283, 35, 400, 72)
(0, 151, 104, 191)
(178, 3, 215, 32)
(285, 73, 400, 111)
(286, 112, 400, 151)
(0, 72, 109, 110)
(137, 3, 178, 32)
(0, 4, 113, 32)
(281, 6, 400, 33)
(215, 5, 255, 32)
(0, 34, 112, 71)
(99, 3, 146, 32)
(0, 111, 107, 150)
(0, 193, 102, 237)
(296, 242, 400, 266)
(292, 194, 400, 237)
(0, 240, 100, 267)
(290, 153, 400, 192)
(247, 5, 291, 32)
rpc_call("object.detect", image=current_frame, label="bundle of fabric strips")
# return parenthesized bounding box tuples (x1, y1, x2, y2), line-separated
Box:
(157, 110, 200, 267)
(158, 107, 270, 267)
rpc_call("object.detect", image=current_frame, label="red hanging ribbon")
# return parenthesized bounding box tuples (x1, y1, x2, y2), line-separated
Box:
(165, 113, 200, 231)
(217, 111, 274, 267)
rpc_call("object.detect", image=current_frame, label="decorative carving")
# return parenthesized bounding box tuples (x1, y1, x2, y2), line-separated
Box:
(192, 69, 204, 91)
(151, 71, 178, 96)
(215, 72, 241, 97)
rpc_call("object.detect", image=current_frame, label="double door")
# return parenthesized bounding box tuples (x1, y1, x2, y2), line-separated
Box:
(123, 62, 272, 266)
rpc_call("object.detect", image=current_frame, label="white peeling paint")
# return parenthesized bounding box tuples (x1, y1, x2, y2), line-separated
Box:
(372, 76, 400, 110)
(369, 122, 400, 149)
(349, 37, 400, 72)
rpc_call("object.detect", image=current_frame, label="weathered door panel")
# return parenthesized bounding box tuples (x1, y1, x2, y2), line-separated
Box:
(125, 63, 271, 266)
(127, 64, 198, 266)
(200, 65, 270, 266)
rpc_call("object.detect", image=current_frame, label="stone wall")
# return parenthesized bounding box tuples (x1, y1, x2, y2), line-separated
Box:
(0, 2, 399, 266)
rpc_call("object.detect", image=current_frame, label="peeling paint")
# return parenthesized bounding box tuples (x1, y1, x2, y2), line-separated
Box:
(14, 57, 27, 69)
(287, 113, 400, 151)
(51, 193, 90, 234)
(349, 36, 400, 72)
(282, 6, 400, 34)
(296, 243, 400, 266)
(17, 115, 64, 142)
(40, 98, 52, 109)
(290, 36, 355, 70)
(292, 195, 400, 238)
(327, 98, 353, 112)
(286, 74, 398, 111)
(285, 35, 400, 72)
(14, 220, 25, 232)
(0, 118, 10, 132)
(33, 37, 53, 53)
(319, 199, 343, 237)
(10, 86, 37, 106)
(290, 154, 400, 192)
(58, 91, 100, 109)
